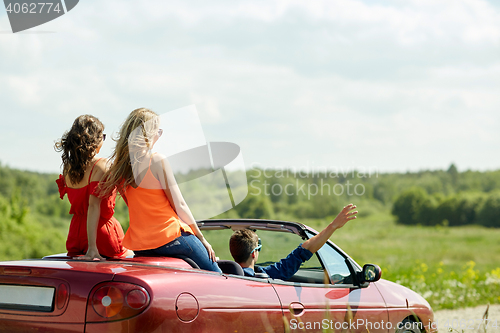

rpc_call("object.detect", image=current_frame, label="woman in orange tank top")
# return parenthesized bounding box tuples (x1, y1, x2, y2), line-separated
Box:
(99, 108, 221, 272)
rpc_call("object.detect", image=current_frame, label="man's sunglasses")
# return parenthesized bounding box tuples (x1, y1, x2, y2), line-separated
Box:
(251, 238, 262, 253)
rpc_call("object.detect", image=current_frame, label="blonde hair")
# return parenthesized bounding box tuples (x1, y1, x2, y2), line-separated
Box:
(100, 108, 160, 196)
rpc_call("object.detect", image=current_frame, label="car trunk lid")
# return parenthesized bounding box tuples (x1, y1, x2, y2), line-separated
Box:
(0, 259, 115, 331)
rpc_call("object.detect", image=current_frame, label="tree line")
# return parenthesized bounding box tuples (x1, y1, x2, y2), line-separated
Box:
(232, 164, 500, 227)
(392, 187, 500, 227)
(1, 162, 499, 259)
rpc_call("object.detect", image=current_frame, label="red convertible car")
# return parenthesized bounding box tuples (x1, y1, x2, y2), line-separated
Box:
(0, 219, 435, 333)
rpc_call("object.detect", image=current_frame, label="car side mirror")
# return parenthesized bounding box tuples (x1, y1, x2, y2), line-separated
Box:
(362, 264, 382, 282)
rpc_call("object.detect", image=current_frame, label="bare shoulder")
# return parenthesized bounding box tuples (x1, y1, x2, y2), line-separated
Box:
(151, 152, 167, 163)
(151, 153, 170, 170)
(150, 153, 176, 183)
(96, 157, 109, 169)
(90, 158, 108, 182)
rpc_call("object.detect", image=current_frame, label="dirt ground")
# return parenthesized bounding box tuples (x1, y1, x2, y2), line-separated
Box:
(434, 304, 500, 332)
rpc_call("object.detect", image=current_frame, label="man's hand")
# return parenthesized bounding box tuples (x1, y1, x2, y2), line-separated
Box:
(330, 203, 357, 230)
(301, 204, 358, 254)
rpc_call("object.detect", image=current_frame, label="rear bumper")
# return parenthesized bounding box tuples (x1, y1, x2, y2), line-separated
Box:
(0, 320, 83, 332)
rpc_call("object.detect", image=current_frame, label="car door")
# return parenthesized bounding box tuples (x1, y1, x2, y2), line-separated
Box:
(114, 263, 285, 333)
(210, 274, 286, 333)
(270, 233, 389, 333)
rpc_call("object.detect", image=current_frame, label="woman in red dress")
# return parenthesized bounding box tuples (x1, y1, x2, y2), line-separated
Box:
(55, 115, 130, 260)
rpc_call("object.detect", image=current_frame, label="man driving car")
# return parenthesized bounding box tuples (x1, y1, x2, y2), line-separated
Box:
(229, 204, 358, 280)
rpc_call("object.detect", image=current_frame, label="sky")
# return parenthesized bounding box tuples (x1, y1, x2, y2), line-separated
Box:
(1, 0, 500, 175)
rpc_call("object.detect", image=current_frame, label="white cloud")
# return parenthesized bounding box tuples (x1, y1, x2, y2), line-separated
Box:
(1, 0, 500, 173)
(121, 0, 500, 45)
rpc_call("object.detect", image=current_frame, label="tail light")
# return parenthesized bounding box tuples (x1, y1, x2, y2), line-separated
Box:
(86, 282, 150, 322)
(56, 283, 69, 310)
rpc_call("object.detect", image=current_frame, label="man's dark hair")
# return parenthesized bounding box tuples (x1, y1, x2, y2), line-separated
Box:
(229, 229, 259, 264)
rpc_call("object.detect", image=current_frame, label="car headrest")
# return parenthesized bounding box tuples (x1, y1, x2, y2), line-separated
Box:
(217, 260, 244, 276)
(174, 255, 200, 269)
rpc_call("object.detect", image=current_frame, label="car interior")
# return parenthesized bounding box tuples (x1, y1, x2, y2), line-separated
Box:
(201, 223, 356, 285)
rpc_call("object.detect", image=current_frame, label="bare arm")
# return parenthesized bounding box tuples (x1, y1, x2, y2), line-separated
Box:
(301, 204, 357, 254)
(153, 154, 217, 262)
(77, 159, 107, 261)
(80, 195, 104, 260)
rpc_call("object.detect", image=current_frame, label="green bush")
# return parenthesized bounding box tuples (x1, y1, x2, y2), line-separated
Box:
(235, 194, 274, 219)
(477, 191, 500, 228)
(391, 187, 429, 225)
(435, 193, 483, 227)
(392, 188, 496, 227)
(0, 192, 65, 260)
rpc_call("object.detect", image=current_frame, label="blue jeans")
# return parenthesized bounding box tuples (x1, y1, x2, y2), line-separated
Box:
(135, 232, 221, 273)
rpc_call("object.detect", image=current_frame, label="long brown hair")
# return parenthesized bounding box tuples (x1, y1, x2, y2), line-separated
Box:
(99, 108, 160, 196)
(54, 115, 104, 184)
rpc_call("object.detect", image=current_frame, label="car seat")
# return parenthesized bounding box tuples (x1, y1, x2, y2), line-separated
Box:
(216, 260, 244, 276)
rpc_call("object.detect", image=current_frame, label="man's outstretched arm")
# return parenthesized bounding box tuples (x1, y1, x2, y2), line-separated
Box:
(301, 204, 357, 254)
